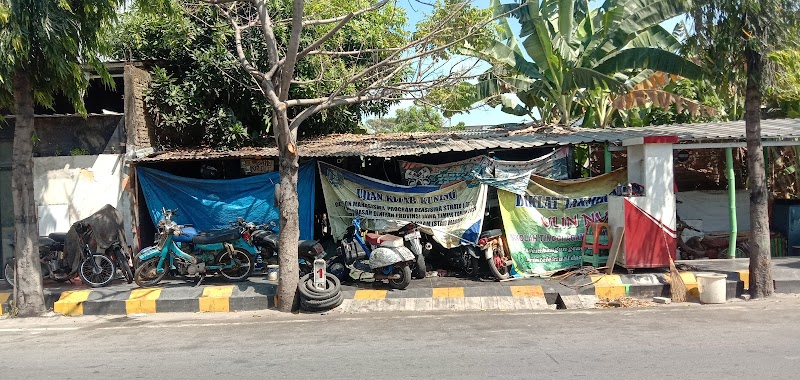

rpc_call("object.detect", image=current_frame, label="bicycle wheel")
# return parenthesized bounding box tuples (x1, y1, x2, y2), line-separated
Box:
(79, 255, 116, 287)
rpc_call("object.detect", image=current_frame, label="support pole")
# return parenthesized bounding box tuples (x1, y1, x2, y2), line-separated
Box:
(725, 147, 737, 259)
(604, 143, 612, 173)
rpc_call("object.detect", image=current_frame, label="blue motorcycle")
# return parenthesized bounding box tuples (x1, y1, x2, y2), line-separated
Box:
(134, 209, 257, 287)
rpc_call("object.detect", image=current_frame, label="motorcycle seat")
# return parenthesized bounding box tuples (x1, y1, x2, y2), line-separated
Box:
(192, 228, 241, 245)
(365, 233, 404, 248)
(48, 232, 67, 243)
(480, 229, 503, 239)
(173, 226, 197, 243)
(298, 240, 323, 258)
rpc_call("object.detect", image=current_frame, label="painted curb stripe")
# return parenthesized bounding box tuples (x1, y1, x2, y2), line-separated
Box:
(199, 286, 233, 313)
(0, 292, 9, 314)
(679, 272, 699, 298)
(54, 290, 93, 316)
(126, 288, 162, 314)
(432, 287, 465, 298)
(510, 285, 544, 297)
(590, 275, 626, 299)
(353, 290, 387, 300)
(738, 270, 750, 290)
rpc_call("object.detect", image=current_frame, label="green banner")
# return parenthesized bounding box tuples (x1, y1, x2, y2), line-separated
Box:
(498, 170, 627, 275)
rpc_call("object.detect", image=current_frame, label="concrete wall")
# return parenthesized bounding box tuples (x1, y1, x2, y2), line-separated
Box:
(33, 154, 133, 244)
(676, 190, 751, 234)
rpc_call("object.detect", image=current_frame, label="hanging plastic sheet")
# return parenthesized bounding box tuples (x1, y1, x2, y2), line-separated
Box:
(137, 161, 316, 240)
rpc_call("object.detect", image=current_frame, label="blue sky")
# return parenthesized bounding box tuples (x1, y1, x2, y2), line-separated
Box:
(378, 1, 685, 127)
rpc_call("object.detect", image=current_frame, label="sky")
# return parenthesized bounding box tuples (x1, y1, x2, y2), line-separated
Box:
(377, 0, 685, 127)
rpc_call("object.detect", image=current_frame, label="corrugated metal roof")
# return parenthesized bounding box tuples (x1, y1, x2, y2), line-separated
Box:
(134, 118, 800, 162)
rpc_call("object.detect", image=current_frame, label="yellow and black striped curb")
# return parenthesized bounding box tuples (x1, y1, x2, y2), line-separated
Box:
(577, 270, 765, 300)
(0, 283, 277, 316)
(334, 285, 568, 313)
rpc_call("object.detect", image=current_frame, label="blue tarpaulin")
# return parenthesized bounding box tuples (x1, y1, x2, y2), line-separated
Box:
(137, 162, 316, 240)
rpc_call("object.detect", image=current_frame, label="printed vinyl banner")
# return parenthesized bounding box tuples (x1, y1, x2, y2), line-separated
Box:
(319, 162, 488, 248)
(399, 147, 571, 194)
(498, 169, 627, 274)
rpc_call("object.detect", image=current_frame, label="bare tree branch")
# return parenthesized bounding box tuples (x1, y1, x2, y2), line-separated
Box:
(278, 0, 305, 102)
(306, 48, 402, 56)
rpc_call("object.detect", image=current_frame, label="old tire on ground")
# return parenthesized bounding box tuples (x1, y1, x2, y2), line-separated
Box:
(217, 249, 254, 282)
(298, 273, 343, 311)
(134, 257, 167, 288)
(79, 254, 116, 288)
(487, 243, 511, 281)
(388, 265, 412, 290)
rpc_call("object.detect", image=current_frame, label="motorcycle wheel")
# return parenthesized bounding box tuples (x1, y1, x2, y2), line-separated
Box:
(79, 255, 116, 288)
(117, 252, 134, 284)
(412, 253, 427, 280)
(134, 257, 167, 288)
(3, 262, 14, 287)
(217, 249, 254, 282)
(387, 265, 412, 290)
(487, 243, 511, 281)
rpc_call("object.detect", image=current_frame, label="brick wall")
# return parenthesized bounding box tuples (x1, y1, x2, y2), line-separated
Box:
(124, 65, 155, 151)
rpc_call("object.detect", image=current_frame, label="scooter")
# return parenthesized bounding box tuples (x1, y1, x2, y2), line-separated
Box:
(338, 216, 416, 290)
(388, 223, 427, 279)
(134, 209, 256, 287)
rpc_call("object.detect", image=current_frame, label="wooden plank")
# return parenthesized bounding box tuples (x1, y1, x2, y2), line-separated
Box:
(606, 227, 625, 275)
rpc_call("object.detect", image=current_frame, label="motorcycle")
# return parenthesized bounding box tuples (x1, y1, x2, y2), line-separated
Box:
(388, 223, 427, 279)
(239, 219, 346, 279)
(422, 229, 512, 281)
(4, 233, 73, 287)
(4, 222, 129, 288)
(133, 209, 256, 287)
(338, 216, 416, 290)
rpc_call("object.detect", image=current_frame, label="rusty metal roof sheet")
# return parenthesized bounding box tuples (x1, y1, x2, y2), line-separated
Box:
(134, 118, 800, 162)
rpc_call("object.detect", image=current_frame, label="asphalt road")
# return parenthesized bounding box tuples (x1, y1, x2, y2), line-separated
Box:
(2, 296, 800, 379)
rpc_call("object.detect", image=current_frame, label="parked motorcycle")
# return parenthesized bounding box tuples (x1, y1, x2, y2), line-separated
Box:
(422, 229, 512, 281)
(4, 233, 73, 287)
(478, 229, 512, 280)
(4, 222, 128, 288)
(388, 223, 427, 279)
(239, 219, 345, 279)
(338, 216, 416, 290)
(133, 209, 256, 287)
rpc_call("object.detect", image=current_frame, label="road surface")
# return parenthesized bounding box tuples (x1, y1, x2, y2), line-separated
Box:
(1, 296, 799, 379)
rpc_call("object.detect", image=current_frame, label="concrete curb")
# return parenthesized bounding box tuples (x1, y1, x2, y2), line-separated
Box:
(0, 282, 278, 316)
(331, 285, 580, 313)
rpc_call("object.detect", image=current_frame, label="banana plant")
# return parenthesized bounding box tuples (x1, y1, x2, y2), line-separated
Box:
(462, 0, 705, 126)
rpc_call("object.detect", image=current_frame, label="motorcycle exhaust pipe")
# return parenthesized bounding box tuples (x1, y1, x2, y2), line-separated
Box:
(373, 273, 402, 280)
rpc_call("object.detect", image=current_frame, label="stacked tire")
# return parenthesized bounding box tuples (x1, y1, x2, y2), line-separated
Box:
(298, 273, 343, 312)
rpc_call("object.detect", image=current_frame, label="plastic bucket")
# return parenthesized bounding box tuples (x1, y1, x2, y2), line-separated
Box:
(266, 265, 280, 281)
(696, 273, 727, 304)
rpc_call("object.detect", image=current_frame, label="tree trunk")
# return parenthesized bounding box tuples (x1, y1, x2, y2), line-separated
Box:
(273, 110, 301, 312)
(744, 47, 773, 299)
(11, 69, 46, 316)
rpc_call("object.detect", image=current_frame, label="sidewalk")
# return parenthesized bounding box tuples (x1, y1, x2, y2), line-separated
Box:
(2, 257, 799, 316)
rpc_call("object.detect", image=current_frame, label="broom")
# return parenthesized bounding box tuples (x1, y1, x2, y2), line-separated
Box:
(663, 217, 687, 302)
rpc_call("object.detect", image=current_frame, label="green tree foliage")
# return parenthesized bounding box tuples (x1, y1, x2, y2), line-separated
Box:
(690, 0, 800, 299)
(367, 105, 444, 133)
(0, 0, 167, 317)
(454, 0, 703, 126)
(106, 0, 406, 149)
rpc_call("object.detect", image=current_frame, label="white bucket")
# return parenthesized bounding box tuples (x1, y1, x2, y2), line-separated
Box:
(266, 265, 280, 281)
(696, 273, 727, 304)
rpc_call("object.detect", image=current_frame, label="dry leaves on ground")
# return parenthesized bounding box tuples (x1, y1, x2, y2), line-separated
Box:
(596, 297, 655, 308)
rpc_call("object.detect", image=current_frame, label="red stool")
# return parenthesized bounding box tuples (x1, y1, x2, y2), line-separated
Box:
(581, 223, 612, 267)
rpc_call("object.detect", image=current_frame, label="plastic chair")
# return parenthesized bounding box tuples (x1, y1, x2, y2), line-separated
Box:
(581, 222, 612, 267)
